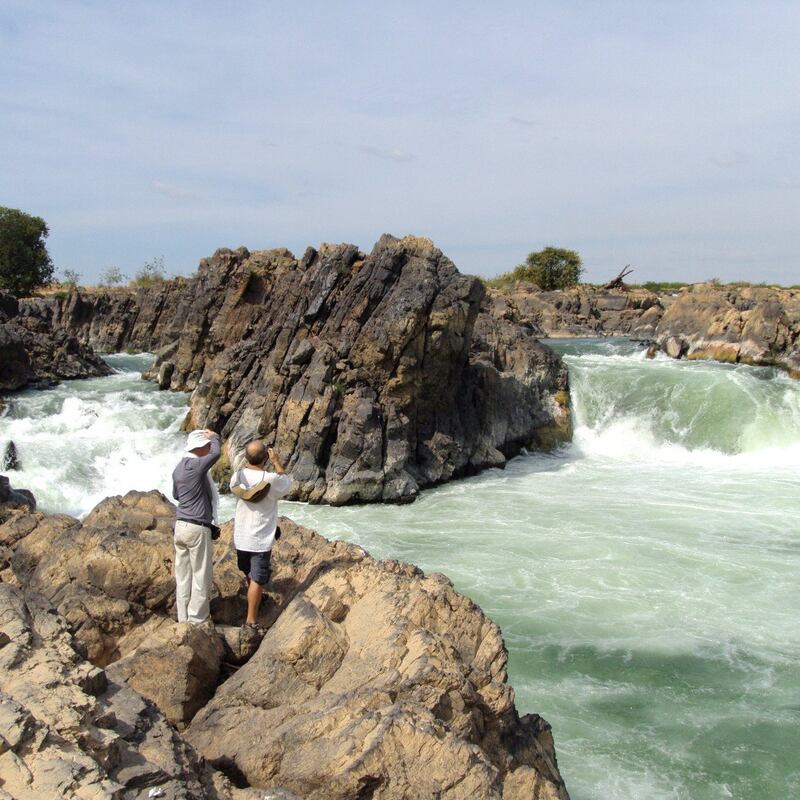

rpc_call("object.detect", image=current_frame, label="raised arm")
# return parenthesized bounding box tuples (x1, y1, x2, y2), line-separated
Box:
(195, 432, 221, 473)
(268, 447, 286, 475)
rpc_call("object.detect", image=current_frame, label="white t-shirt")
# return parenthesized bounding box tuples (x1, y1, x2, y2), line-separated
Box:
(229, 468, 292, 553)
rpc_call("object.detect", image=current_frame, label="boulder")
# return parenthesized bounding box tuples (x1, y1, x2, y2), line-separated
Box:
(107, 620, 224, 728)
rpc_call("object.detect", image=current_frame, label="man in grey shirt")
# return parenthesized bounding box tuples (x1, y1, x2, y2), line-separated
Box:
(171, 429, 220, 625)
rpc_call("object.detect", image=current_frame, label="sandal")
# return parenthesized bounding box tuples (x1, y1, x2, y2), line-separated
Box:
(242, 622, 266, 635)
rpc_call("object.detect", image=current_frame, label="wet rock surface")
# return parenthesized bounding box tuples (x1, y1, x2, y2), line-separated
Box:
(19, 236, 571, 504)
(0, 485, 571, 799)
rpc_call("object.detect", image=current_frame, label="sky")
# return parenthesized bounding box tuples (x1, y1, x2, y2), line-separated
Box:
(2, 1, 799, 285)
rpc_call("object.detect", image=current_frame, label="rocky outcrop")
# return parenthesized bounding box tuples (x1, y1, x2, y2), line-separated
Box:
(487, 283, 666, 339)
(489, 280, 800, 377)
(0, 487, 571, 799)
(0, 291, 112, 392)
(0, 583, 258, 800)
(654, 284, 800, 375)
(19, 236, 571, 504)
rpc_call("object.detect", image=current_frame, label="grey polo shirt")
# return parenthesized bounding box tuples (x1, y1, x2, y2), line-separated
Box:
(171, 437, 221, 526)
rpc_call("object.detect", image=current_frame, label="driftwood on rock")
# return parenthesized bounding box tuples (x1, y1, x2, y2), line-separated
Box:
(602, 265, 634, 291)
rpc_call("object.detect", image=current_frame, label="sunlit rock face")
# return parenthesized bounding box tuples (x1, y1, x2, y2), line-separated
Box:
(653, 284, 800, 375)
(0, 486, 571, 799)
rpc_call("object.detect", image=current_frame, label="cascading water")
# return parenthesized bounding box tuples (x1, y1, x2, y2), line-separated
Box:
(1, 341, 798, 799)
(0, 353, 189, 516)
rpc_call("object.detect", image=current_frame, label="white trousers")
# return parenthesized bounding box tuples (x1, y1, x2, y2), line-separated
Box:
(174, 520, 212, 625)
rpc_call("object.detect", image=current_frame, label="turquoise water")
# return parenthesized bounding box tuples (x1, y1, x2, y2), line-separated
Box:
(278, 340, 800, 800)
(3, 343, 799, 799)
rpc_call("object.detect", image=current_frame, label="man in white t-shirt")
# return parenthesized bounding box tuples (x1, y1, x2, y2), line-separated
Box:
(229, 440, 291, 632)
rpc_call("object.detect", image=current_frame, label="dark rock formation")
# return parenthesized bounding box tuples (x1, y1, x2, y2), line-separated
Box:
(0, 488, 571, 799)
(20, 236, 571, 504)
(0, 290, 112, 392)
(2, 441, 19, 471)
(487, 283, 666, 339)
(0, 474, 35, 515)
(653, 284, 800, 375)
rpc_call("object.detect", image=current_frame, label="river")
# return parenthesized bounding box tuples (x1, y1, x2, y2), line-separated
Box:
(2, 342, 798, 800)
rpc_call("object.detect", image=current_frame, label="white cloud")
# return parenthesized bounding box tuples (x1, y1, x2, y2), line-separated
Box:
(356, 145, 415, 163)
(151, 181, 197, 201)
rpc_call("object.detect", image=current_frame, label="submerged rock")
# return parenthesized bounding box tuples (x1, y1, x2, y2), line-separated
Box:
(2, 441, 19, 470)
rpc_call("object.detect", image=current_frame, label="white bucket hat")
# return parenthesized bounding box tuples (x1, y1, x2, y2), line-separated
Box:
(186, 430, 210, 452)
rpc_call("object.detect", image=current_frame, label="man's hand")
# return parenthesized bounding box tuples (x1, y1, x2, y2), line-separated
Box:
(268, 447, 286, 474)
(202, 429, 219, 439)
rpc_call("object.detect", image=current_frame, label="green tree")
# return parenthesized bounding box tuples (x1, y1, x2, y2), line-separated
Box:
(512, 247, 583, 290)
(131, 256, 166, 287)
(99, 266, 126, 286)
(0, 207, 55, 296)
(62, 269, 81, 286)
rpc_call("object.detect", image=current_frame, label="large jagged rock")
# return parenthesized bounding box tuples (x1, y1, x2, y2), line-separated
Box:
(0, 583, 261, 800)
(18, 236, 571, 504)
(0, 291, 112, 392)
(485, 283, 665, 339)
(0, 490, 246, 665)
(654, 284, 800, 375)
(186, 519, 570, 800)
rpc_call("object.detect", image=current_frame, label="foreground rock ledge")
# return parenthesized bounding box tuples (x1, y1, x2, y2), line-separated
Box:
(0, 489, 571, 799)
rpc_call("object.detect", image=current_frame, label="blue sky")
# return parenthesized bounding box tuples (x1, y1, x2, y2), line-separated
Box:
(2, 1, 799, 284)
